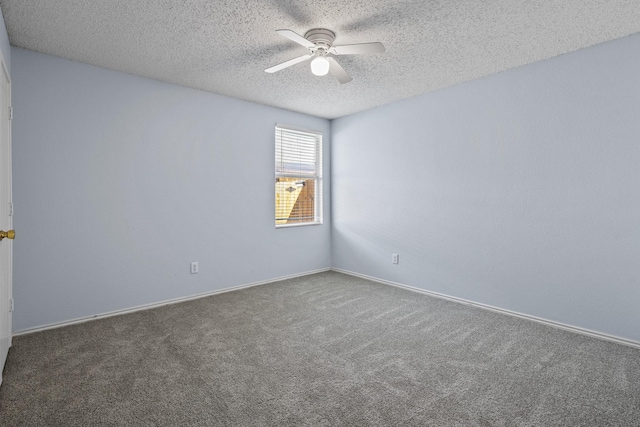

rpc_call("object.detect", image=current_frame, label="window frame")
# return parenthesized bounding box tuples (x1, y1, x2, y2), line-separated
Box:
(274, 124, 323, 228)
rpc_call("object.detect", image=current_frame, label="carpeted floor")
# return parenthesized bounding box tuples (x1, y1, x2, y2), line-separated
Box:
(1, 271, 639, 426)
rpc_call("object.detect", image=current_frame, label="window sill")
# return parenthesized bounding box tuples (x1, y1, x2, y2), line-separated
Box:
(275, 221, 323, 229)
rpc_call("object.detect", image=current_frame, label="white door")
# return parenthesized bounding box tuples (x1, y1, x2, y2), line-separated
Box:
(0, 55, 12, 386)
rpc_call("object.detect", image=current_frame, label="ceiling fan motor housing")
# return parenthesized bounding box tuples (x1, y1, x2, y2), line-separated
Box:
(304, 28, 335, 53)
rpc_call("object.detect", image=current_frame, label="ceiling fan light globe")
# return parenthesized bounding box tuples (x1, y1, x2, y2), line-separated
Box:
(310, 56, 330, 76)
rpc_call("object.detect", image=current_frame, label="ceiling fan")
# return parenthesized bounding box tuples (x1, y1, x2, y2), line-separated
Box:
(265, 28, 385, 84)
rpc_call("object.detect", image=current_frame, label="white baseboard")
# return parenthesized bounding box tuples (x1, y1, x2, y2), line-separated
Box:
(13, 268, 331, 337)
(15, 267, 640, 350)
(332, 268, 640, 350)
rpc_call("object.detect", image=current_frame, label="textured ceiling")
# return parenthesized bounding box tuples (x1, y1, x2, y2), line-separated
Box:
(1, 1, 640, 119)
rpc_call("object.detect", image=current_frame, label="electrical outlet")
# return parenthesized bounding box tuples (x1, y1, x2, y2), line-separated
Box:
(392, 254, 399, 264)
(190, 262, 199, 274)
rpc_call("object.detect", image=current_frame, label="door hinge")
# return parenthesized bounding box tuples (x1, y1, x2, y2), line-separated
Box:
(8, 106, 12, 120)
(8, 202, 13, 216)
(9, 298, 13, 312)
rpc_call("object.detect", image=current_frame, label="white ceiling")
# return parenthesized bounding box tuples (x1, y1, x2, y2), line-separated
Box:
(1, 1, 640, 119)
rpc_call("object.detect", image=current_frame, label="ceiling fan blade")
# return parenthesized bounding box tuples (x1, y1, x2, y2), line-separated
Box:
(275, 29, 315, 49)
(331, 42, 385, 55)
(326, 57, 352, 84)
(265, 54, 312, 73)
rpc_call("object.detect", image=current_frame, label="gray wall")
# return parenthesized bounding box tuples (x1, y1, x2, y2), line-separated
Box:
(332, 33, 640, 342)
(11, 48, 331, 332)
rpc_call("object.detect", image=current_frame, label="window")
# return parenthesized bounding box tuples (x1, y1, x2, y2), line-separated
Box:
(275, 125, 323, 227)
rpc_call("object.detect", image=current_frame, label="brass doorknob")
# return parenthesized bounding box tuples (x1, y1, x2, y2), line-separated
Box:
(0, 230, 15, 240)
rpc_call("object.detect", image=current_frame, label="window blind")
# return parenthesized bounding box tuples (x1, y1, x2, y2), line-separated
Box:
(275, 127, 320, 176)
(275, 125, 322, 226)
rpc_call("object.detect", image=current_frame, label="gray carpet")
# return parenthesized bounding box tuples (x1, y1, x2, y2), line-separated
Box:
(1, 271, 639, 426)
